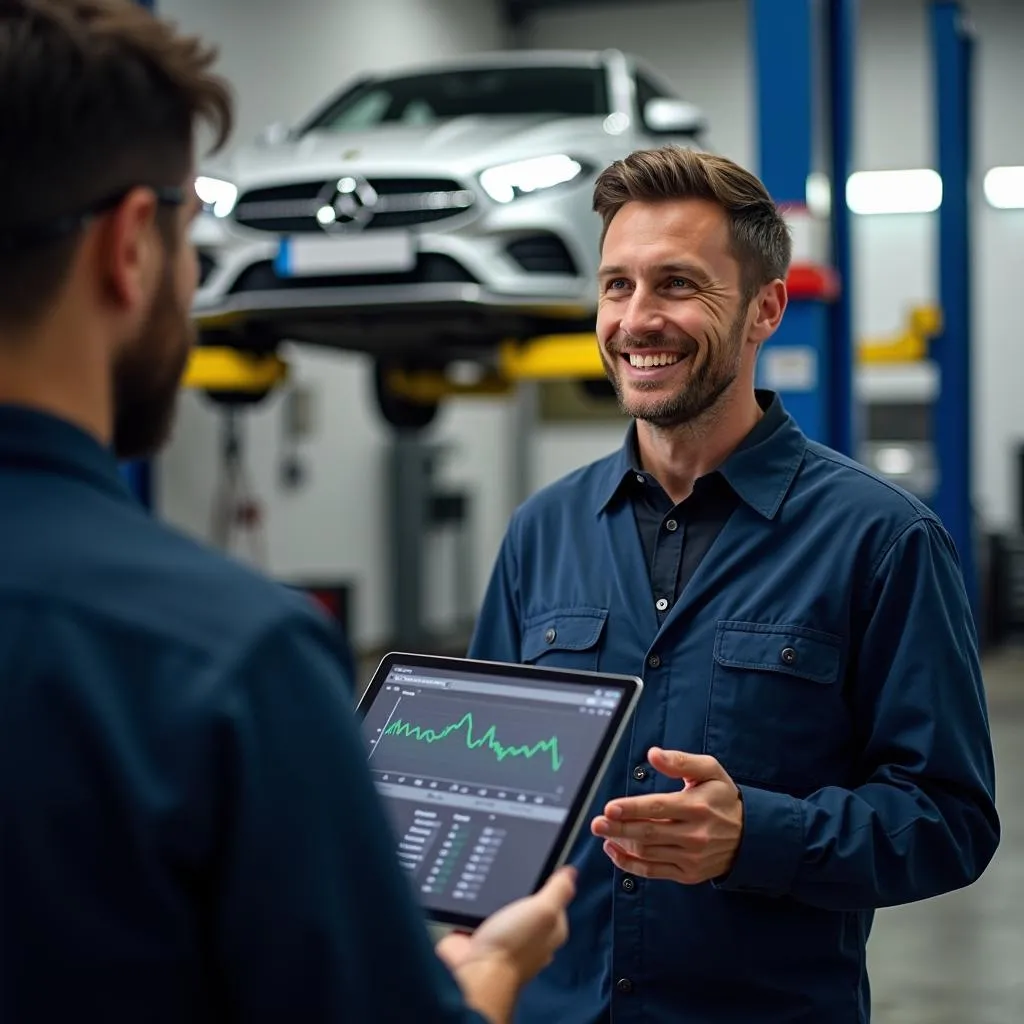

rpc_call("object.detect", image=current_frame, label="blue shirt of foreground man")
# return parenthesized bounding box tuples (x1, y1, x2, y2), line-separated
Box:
(0, 3, 575, 1022)
(469, 145, 999, 1023)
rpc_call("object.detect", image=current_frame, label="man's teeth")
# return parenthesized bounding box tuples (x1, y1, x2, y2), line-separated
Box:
(628, 352, 681, 369)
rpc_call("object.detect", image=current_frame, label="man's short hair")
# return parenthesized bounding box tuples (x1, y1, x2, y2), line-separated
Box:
(592, 146, 792, 296)
(0, 0, 234, 327)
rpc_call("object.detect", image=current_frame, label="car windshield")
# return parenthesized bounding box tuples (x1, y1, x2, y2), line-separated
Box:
(304, 66, 611, 132)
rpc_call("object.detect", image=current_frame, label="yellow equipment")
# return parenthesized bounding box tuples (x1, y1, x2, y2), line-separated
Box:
(858, 305, 942, 363)
(181, 333, 605, 404)
(182, 347, 289, 395)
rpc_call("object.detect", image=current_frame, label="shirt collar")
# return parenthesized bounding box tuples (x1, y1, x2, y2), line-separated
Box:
(0, 403, 134, 502)
(596, 390, 806, 519)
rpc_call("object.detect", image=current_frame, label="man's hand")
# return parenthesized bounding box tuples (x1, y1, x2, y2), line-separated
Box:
(435, 867, 576, 1024)
(591, 748, 744, 885)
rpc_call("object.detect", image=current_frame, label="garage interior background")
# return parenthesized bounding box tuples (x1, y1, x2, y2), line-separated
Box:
(151, 0, 1023, 656)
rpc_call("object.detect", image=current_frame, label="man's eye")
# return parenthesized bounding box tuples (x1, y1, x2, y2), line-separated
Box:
(606, 279, 629, 290)
(669, 278, 693, 289)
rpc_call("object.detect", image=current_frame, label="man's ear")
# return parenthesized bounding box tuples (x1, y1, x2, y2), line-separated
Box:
(96, 188, 161, 314)
(748, 279, 788, 346)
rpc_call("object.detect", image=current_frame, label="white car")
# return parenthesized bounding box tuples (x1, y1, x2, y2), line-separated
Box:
(192, 49, 706, 426)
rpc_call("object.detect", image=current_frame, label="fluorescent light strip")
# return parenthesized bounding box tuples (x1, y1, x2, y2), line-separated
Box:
(846, 169, 943, 215)
(805, 172, 833, 218)
(983, 166, 1024, 209)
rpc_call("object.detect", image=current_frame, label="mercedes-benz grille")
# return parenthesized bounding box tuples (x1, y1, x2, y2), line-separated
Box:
(233, 177, 476, 234)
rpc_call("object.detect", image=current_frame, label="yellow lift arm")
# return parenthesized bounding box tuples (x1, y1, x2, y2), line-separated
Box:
(181, 334, 605, 403)
(182, 347, 290, 393)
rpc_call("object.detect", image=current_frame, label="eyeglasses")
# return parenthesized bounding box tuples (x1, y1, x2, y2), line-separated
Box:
(0, 185, 187, 255)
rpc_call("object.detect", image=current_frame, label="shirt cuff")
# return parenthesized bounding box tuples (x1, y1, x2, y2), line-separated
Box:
(713, 784, 805, 896)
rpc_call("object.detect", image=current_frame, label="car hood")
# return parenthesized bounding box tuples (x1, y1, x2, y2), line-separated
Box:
(205, 114, 607, 186)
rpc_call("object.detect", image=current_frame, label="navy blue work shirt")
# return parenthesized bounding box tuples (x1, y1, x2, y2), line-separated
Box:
(0, 406, 483, 1023)
(468, 391, 999, 1024)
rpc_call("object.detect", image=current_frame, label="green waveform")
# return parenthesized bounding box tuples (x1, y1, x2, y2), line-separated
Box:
(383, 712, 564, 772)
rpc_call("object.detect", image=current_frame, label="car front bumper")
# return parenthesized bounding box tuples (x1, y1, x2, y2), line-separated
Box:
(190, 181, 601, 356)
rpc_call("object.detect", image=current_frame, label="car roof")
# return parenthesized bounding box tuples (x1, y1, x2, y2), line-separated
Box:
(364, 48, 623, 76)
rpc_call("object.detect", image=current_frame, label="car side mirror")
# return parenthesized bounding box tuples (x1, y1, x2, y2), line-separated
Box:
(643, 99, 707, 137)
(256, 121, 292, 146)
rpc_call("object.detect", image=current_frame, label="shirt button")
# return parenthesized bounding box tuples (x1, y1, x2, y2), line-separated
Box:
(665, 519, 679, 532)
(655, 597, 669, 612)
(616, 977, 634, 995)
(545, 627, 557, 644)
(632, 764, 648, 781)
(635, 473, 645, 484)
(621, 876, 636, 892)
(647, 653, 661, 669)
(780, 646, 797, 665)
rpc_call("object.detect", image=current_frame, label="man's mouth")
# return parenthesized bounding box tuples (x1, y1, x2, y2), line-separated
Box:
(624, 351, 684, 369)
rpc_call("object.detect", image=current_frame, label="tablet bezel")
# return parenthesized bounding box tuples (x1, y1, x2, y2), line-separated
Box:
(356, 651, 644, 931)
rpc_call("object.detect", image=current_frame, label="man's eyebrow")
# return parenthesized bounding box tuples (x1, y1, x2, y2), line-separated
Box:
(598, 262, 712, 281)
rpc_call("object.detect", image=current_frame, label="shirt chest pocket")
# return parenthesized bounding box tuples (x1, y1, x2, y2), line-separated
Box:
(520, 607, 608, 672)
(705, 621, 847, 790)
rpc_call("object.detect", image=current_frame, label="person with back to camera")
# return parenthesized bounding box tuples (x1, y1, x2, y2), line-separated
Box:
(0, 2, 576, 1021)
(468, 143, 1000, 1022)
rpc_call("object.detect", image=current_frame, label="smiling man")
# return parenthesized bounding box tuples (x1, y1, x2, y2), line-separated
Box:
(468, 146, 999, 1023)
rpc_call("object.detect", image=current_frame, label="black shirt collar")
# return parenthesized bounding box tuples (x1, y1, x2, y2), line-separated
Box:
(597, 390, 806, 519)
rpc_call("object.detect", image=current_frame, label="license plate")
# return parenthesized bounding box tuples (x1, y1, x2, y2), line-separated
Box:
(274, 232, 415, 277)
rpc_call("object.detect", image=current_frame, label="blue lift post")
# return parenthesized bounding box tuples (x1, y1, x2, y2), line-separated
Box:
(751, 0, 855, 453)
(826, 0, 857, 458)
(931, 1, 978, 619)
(121, 0, 157, 510)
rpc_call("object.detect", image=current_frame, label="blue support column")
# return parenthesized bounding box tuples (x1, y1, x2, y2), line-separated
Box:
(751, 0, 842, 447)
(754, 0, 814, 202)
(931, 1, 977, 617)
(826, 0, 857, 457)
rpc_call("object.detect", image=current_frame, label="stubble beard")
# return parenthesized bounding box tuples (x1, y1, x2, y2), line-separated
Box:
(600, 306, 748, 429)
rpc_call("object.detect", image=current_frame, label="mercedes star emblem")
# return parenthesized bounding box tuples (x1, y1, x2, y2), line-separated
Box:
(316, 175, 378, 232)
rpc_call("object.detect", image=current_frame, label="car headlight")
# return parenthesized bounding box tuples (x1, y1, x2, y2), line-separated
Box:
(195, 176, 238, 218)
(479, 155, 588, 204)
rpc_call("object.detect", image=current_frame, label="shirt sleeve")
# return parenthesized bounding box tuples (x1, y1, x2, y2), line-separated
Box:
(717, 516, 1000, 909)
(208, 608, 485, 1023)
(467, 523, 522, 663)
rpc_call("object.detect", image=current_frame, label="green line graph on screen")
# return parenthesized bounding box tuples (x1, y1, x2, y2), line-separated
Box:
(382, 712, 564, 773)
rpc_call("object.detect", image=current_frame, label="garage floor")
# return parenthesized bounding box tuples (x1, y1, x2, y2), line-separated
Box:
(868, 645, 1024, 1024)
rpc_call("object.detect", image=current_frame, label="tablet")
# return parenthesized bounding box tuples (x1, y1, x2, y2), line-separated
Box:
(357, 652, 643, 931)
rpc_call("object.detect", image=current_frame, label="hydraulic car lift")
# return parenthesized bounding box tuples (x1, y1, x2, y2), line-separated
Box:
(183, 333, 606, 401)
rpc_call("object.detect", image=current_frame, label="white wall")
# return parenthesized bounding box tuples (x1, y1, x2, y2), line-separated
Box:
(969, 0, 1024, 530)
(162, 0, 509, 144)
(522, 0, 753, 166)
(157, 0, 513, 651)
(525, 0, 1024, 529)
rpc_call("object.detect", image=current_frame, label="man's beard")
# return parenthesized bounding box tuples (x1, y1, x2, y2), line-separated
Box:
(601, 305, 747, 429)
(111, 259, 194, 461)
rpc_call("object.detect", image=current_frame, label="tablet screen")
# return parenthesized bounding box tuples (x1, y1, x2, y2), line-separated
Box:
(358, 655, 640, 927)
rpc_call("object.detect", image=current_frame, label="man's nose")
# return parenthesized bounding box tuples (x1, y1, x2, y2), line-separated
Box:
(620, 289, 667, 338)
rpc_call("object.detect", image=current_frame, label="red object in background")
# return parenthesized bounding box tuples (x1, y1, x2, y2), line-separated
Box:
(786, 263, 841, 301)
(307, 588, 342, 620)
(295, 583, 352, 635)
